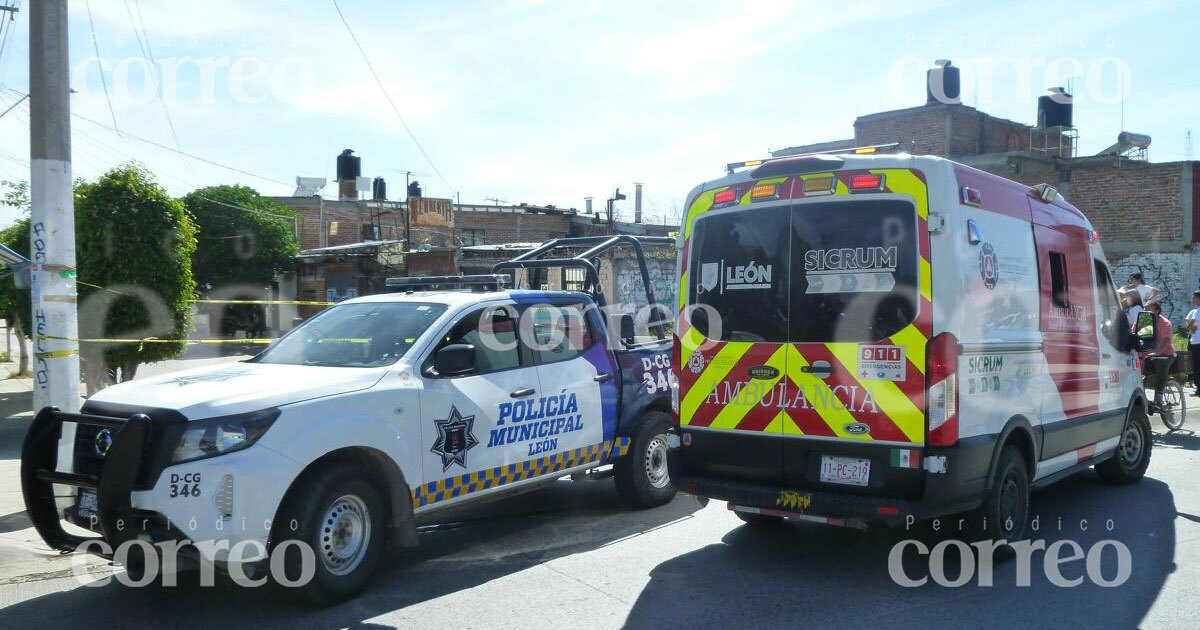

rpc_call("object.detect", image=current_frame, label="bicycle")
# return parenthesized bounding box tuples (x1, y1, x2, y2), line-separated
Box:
(1143, 358, 1187, 431)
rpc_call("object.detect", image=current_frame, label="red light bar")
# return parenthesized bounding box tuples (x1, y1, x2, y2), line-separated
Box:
(713, 189, 737, 205)
(877, 506, 899, 515)
(1089, 229, 1100, 243)
(849, 174, 885, 191)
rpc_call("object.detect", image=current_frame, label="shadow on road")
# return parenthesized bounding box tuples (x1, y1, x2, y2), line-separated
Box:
(624, 472, 1176, 630)
(0, 479, 702, 628)
(0, 389, 33, 459)
(1153, 428, 1200, 451)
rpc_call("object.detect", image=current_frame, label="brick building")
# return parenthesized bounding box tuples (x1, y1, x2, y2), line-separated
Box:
(774, 90, 1199, 319)
(269, 193, 674, 322)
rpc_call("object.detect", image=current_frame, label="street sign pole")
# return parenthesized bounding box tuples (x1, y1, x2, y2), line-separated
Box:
(29, 0, 81, 418)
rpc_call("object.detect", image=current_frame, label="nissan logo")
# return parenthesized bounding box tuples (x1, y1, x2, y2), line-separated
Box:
(94, 428, 113, 457)
(844, 422, 871, 435)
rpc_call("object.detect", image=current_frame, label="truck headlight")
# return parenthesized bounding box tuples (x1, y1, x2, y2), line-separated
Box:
(172, 409, 280, 464)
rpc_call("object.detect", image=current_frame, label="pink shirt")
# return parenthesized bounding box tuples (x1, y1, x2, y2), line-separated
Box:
(1153, 315, 1176, 357)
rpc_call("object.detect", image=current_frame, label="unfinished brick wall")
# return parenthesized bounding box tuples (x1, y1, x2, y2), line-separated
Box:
(855, 105, 947, 156)
(454, 210, 570, 244)
(1066, 161, 1185, 245)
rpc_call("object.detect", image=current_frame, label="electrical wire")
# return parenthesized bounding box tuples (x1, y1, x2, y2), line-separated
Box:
(84, 0, 120, 135)
(123, 0, 190, 178)
(0, 1, 22, 75)
(330, 0, 456, 195)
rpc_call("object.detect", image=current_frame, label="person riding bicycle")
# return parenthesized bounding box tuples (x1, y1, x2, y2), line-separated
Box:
(1140, 301, 1177, 409)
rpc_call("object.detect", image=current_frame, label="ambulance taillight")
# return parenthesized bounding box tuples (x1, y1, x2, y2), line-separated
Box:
(926, 332, 959, 447)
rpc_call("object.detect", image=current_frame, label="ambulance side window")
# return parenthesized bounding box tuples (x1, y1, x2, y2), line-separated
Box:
(1094, 260, 1128, 348)
(1049, 252, 1069, 307)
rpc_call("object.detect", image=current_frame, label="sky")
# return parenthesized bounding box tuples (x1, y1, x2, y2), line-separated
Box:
(0, 0, 1197, 229)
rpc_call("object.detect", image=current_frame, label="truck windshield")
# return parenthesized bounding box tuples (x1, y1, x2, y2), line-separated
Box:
(252, 302, 448, 367)
(689, 199, 918, 343)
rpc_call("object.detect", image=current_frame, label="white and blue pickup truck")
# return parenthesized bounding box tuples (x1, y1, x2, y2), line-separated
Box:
(21, 236, 676, 603)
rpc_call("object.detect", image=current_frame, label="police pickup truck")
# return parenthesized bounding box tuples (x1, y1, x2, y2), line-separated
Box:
(21, 236, 675, 602)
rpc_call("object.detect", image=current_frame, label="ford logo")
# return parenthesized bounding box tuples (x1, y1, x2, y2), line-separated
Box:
(844, 422, 871, 435)
(747, 365, 780, 380)
(93, 428, 114, 457)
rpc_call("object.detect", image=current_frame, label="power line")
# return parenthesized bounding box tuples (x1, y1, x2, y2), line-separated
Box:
(0, 1, 22, 74)
(73, 112, 293, 187)
(331, 0, 455, 195)
(123, 0, 190, 177)
(0, 85, 293, 192)
(83, 0, 119, 134)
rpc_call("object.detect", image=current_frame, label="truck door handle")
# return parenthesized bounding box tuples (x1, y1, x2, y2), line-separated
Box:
(801, 365, 833, 375)
(1102, 353, 1112, 359)
(593, 373, 613, 383)
(510, 387, 536, 398)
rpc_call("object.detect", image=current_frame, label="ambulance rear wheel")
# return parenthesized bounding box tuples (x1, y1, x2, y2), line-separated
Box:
(615, 411, 677, 508)
(272, 463, 388, 605)
(976, 445, 1029, 544)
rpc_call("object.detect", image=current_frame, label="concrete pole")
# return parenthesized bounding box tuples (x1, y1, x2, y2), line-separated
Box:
(29, 0, 81, 416)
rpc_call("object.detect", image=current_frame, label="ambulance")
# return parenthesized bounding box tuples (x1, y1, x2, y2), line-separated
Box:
(667, 149, 1155, 542)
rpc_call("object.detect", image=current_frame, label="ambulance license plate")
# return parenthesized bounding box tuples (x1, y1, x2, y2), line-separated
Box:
(77, 490, 97, 518)
(820, 456, 870, 487)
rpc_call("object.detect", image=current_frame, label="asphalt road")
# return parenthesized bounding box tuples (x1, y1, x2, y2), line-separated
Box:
(0, 361, 1198, 628)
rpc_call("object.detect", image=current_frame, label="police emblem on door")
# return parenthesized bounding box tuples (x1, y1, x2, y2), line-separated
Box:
(431, 406, 479, 471)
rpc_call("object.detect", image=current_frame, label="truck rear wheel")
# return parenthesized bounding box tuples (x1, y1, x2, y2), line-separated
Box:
(1096, 406, 1152, 484)
(975, 445, 1030, 544)
(272, 463, 388, 605)
(614, 411, 677, 508)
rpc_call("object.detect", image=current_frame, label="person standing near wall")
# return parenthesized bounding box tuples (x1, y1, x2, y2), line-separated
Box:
(1187, 290, 1200, 396)
(1126, 272, 1160, 306)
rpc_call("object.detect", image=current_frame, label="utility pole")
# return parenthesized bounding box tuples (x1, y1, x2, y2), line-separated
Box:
(29, 0, 81, 414)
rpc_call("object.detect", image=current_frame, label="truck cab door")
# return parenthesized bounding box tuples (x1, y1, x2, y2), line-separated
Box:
(416, 304, 541, 508)
(521, 301, 613, 464)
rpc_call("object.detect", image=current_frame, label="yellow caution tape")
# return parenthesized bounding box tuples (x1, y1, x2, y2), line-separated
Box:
(36, 334, 274, 348)
(35, 348, 80, 359)
(191, 299, 335, 306)
(74, 280, 336, 306)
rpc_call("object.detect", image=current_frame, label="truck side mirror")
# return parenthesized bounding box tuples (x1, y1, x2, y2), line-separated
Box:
(1133, 311, 1157, 353)
(618, 313, 636, 345)
(434, 344, 476, 376)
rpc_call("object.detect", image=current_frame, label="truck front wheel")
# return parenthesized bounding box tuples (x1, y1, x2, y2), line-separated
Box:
(271, 463, 388, 605)
(614, 411, 677, 508)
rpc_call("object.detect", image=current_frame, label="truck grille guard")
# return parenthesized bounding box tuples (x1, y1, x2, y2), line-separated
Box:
(20, 407, 152, 553)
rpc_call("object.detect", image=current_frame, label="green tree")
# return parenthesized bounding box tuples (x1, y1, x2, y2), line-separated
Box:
(75, 165, 197, 392)
(183, 185, 298, 291)
(0, 179, 31, 375)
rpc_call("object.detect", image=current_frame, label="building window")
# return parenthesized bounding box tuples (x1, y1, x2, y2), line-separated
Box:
(460, 228, 485, 246)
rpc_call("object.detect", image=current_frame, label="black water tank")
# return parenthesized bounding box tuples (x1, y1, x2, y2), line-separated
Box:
(372, 177, 387, 201)
(336, 149, 361, 181)
(926, 60, 961, 104)
(1037, 88, 1073, 128)
(407, 180, 422, 198)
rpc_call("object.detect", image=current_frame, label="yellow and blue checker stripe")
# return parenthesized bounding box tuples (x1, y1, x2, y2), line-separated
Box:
(412, 437, 632, 509)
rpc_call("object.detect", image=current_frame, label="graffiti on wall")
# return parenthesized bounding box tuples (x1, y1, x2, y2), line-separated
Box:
(612, 256, 675, 313)
(1109, 252, 1192, 322)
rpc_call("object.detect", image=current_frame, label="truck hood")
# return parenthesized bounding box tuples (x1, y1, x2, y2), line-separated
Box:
(86, 361, 388, 419)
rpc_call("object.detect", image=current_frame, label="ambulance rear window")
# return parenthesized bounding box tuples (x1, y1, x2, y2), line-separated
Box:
(688, 199, 918, 343)
(790, 199, 919, 342)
